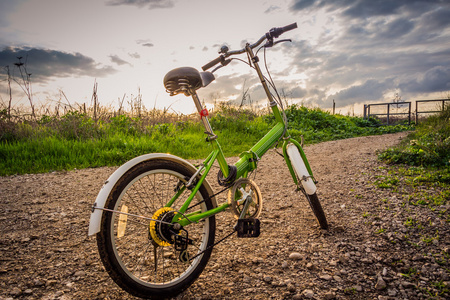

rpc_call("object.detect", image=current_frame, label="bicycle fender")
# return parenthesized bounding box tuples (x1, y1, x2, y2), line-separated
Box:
(286, 144, 317, 195)
(88, 153, 217, 236)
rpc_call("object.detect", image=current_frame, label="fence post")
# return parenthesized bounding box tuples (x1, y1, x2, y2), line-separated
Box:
(415, 101, 418, 124)
(408, 102, 411, 125)
(386, 103, 390, 125)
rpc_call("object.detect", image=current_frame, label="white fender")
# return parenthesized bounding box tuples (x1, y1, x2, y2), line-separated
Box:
(286, 144, 317, 195)
(88, 153, 217, 236)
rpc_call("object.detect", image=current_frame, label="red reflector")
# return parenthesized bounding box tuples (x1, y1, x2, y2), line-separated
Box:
(200, 108, 209, 117)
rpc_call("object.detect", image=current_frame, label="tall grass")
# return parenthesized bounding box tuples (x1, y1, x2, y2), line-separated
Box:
(1, 102, 412, 176)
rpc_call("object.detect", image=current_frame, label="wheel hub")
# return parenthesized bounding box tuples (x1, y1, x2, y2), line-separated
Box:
(149, 207, 177, 246)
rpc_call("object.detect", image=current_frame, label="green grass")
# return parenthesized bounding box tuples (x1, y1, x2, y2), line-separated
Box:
(1, 105, 412, 176)
(375, 105, 450, 221)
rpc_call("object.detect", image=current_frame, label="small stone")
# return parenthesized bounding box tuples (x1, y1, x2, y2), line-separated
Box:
(289, 252, 302, 260)
(287, 283, 297, 292)
(10, 287, 22, 296)
(302, 289, 314, 299)
(306, 262, 314, 270)
(33, 279, 45, 286)
(324, 291, 336, 299)
(23, 289, 33, 295)
(320, 274, 333, 281)
(375, 276, 387, 290)
(263, 276, 272, 283)
(354, 285, 363, 292)
(388, 288, 398, 296)
(74, 270, 86, 277)
(333, 275, 343, 282)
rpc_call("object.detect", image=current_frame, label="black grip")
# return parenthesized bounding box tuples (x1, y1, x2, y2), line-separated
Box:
(202, 55, 224, 71)
(270, 23, 298, 38)
(281, 22, 298, 33)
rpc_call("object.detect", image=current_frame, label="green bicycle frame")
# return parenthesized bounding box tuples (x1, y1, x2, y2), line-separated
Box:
(172, 43, 314, 227)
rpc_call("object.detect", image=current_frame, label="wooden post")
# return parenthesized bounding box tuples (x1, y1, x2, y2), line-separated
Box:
(408, 102, 411, 125)
(387, 103, 390, 125)
(415, 101, 418, 125)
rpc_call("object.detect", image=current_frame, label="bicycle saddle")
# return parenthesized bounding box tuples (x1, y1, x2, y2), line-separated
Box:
(164, 67, 215, 96)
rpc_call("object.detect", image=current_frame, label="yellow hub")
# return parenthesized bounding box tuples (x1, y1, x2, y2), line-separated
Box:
(149, 207, 174, 246)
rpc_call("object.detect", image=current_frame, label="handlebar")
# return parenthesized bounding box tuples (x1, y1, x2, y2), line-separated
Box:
(202, 23, 297, 71)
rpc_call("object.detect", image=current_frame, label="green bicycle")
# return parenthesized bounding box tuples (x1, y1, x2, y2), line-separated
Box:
(89, 23, 327, 299)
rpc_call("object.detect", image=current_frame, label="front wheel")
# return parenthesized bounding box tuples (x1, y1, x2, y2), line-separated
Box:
(96, 159, 216, 299)
(304, 192, 328, 230)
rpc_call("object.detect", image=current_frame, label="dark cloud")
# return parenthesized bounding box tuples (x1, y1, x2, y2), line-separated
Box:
(399, 66, 450, 93)
(290, 0, 448, 18)
(110, 54, 131, 66)
(0, 47, 116, 83)
(286, 0, 450, 107)
(105, 0, 175, 9)
(377, 18, 415, 39)
(332, 79, 394, 104)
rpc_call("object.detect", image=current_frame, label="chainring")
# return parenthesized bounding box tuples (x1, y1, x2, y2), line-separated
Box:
(227, 178, 263, 219)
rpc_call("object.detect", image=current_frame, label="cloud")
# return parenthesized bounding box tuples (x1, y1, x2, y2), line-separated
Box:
(264, 5, 281, 14)
(105, 0, 175, 9)
(331, 79, 394, 104)
(0, 47, 116, 83)
(290, 0, 447, 18)
(399, 66, 450, 93)
(109, 54, 131, 66)
(136, 39, 154, 47)
(285, 0, 450, 108)
(128, 52, 140, 59)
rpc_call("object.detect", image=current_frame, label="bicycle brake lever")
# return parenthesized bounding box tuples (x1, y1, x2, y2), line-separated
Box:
(264, 39, 292, 48)
(211, 59, 231, 73)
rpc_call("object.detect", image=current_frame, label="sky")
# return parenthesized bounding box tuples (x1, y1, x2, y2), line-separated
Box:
(0, 0, 449, 116)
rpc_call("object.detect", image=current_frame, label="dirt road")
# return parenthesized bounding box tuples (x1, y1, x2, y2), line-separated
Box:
(1, 131, 449, 299)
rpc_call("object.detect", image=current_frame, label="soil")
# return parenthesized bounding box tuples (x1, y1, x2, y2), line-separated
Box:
(1, 131, 449, 300)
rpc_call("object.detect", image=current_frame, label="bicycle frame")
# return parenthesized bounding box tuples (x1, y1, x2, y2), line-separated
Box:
(171, 44, 315, 227)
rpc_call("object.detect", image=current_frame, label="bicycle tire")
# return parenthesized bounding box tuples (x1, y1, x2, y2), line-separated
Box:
(97, 159, 216, 299)
(304, 192, 328, 230)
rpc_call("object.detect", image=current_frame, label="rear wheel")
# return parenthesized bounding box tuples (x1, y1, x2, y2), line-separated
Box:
(97, 159, 216, 299)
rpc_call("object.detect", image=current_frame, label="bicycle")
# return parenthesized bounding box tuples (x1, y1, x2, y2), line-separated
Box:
(88, 22, 328, 299)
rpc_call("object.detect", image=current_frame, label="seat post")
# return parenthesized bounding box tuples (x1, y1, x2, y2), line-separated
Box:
(190, 90, 217, 140)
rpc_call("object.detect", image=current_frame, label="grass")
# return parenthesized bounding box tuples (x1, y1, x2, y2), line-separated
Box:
(1, 103, 413, 176)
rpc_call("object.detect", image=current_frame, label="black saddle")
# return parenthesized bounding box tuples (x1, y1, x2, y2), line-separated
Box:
(164, 67, 215, 96)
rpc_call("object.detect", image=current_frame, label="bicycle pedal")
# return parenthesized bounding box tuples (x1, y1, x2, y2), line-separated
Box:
(236, 218, 260, 238)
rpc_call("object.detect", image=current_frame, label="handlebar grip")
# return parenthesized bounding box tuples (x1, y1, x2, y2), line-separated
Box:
(202, 55, 224, 71)
(281, 22, 298, 33)
(270, 22, 298, 38)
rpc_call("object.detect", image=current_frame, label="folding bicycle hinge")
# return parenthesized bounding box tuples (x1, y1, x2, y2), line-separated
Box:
(235, 218, 260, 238)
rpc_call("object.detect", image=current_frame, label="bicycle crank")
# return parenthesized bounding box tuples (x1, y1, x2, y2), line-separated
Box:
(227, 178, 263, 219)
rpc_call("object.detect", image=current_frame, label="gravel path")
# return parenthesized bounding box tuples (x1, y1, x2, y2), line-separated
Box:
(1, 131, 449, 299)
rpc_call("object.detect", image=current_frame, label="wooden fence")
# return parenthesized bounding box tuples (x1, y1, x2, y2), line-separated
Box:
(363, 99, 449, 125)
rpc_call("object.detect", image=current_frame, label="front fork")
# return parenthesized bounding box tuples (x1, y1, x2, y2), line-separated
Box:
(282, 138, 317, 194)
